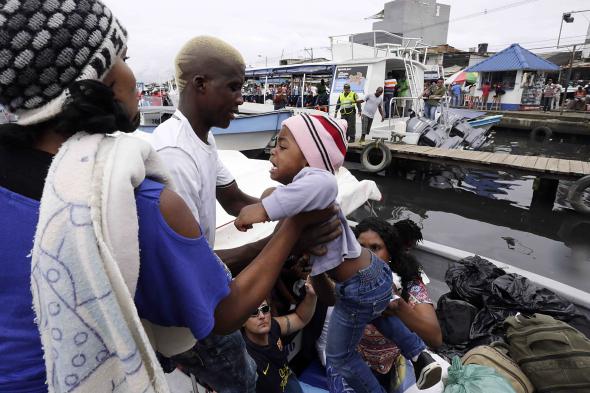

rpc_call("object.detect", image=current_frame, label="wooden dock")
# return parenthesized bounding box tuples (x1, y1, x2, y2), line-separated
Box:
(348, 142, 590, 180)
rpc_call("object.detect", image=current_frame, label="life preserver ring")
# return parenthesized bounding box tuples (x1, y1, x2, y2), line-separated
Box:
(568, 175, 590, 215)
(361, 142, 392, 173)
(530, 126, 553, 141)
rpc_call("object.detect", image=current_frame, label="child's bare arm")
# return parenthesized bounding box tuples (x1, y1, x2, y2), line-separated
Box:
(234, 203, 269, 232)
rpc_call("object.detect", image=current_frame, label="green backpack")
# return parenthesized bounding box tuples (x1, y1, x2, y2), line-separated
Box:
(505, 313, 590, 393)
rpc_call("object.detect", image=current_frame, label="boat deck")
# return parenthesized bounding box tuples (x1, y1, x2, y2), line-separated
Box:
(348, 142, 590, 180)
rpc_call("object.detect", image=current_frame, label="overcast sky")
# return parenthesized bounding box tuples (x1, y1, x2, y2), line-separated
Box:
(102, 0, 590, 82)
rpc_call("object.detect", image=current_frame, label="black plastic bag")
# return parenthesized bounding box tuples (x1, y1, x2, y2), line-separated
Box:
(437, 293, 480, 345)
(445, 256, 506, 308)
(469, 307, 515, 340)
(469, 274, 590, 341)
(487, 274, 576, 317)
(438, 256, 590, 359)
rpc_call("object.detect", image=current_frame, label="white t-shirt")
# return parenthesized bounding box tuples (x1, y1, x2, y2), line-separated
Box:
(361, 93, 384, 118)
(151, 110, 235, 245)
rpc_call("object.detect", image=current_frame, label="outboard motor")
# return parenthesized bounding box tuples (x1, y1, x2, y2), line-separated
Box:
(450, 121, 473, 138)
(406, 117, 436, 134)
(463, 127, 488, 149)
(440, 136, 464, 149)
(419, 124, 446, 147)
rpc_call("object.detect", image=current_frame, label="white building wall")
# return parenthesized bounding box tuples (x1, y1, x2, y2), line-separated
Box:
(374, 0, 450, 46)
(470, 70, 524, 110)
(425, 53, 444, 66)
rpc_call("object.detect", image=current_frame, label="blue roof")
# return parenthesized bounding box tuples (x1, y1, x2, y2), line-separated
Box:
(465, 44, 559, 72)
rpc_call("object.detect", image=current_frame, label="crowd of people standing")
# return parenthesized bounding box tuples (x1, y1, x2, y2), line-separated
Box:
(242, 80, 330, 111)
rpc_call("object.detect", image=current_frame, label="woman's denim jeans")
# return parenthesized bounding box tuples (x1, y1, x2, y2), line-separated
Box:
(325, 254, 426, 393)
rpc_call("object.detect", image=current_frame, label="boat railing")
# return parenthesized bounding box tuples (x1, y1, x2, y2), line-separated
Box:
(387, 96, 422, 124)
(387, 95, 452, 128)
(329, 30, 428, 61)
(439, 95, 452, 127)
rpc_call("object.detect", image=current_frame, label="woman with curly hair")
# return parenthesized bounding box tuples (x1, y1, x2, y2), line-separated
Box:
(354, 217, 442, 392)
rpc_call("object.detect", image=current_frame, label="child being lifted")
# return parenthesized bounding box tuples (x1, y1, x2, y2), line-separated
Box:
(235, 114, 442, 392)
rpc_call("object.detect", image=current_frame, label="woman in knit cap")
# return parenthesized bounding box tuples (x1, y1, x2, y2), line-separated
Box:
(0, 1, 335, 392)
(234, 113, 442, 392)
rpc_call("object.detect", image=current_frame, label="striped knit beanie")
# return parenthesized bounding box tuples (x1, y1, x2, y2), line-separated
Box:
(282, 113, 348, 174)
(0, 0, 128, 125)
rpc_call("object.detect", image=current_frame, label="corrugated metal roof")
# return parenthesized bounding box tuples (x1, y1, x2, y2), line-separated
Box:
(465, 44, 560, 72)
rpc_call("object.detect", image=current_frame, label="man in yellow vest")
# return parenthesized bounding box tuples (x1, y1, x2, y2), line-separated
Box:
(334, 83, 362, 143)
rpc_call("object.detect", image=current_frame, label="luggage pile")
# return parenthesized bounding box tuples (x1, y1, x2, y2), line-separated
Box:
(436, 256, 590, 393)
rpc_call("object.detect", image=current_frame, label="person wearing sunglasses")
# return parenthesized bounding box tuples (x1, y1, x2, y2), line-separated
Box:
(243, 277, 317, 393)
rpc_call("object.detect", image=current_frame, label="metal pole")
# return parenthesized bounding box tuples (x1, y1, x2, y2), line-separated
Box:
(560, 44, 576, 115)
(557, 16, 565, 47)
(301, 73, 306, 108)
(263, 75, 268, 104)
(558, 9, 590, 47)
(329, 36, 334, 61)
(374, 31, 377, 57)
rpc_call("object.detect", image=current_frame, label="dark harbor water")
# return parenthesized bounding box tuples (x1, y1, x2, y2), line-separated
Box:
(346, 129, 590, 292)
(480, 129, 590, 160)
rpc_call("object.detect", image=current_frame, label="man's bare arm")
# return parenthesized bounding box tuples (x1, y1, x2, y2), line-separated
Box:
(216, 181, 259, 217)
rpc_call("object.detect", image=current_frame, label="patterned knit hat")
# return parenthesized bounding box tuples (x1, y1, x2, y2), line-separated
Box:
(282, 113, 348, 174)
(0, 0, 128, 125)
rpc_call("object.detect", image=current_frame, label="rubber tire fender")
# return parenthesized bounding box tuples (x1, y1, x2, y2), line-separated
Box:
(530, 126, 553, 141)
(361, 141, 392, 173)
(568, 175, 590, 215)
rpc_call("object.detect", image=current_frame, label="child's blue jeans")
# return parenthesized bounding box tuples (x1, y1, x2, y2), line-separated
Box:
(325, 254, 426, 393)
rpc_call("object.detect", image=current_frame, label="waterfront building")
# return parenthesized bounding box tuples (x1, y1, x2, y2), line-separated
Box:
(356, 0, 450, 47)
(465, 44, 560, 110)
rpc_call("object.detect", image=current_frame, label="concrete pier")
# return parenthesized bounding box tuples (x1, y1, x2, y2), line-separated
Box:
(348, 142, 590, 180)
(486, 110, 590, 136)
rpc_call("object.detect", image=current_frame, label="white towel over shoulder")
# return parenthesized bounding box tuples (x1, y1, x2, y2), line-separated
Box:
(31, 132, 191, 393)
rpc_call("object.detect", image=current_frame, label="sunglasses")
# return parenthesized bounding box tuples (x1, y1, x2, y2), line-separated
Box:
(250, 304, 271, 317)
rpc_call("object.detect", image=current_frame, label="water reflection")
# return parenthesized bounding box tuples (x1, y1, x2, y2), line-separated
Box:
(347, 152, 590, 292)
(482, 129, 590, 161)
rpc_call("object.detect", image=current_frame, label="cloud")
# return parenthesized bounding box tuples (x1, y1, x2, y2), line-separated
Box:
(102, 0, 589, 82)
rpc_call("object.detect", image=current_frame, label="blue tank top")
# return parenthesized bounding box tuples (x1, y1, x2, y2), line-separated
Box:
(0, 179, 231, 392)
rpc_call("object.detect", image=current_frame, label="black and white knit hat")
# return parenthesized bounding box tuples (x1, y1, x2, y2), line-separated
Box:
(0, 0, 128, 125)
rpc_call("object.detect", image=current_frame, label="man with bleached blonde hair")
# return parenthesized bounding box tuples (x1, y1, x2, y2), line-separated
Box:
(151, 36, 342, 393)
(151, 35, 259, 393)
(153, 36, 257, 246)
